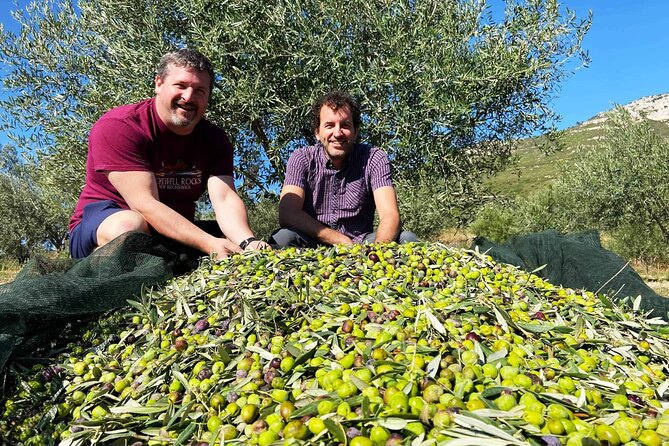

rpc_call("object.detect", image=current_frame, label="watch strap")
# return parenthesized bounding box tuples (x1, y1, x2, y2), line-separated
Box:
(239, 237, 258, 250)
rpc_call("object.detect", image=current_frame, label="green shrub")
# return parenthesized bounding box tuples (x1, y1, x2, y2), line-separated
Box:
(470, 185, 576, 242)
(608, 223, 669, 264)
(396, 177, 466, 240)
(247, 195, 280, 241)
(468, 200, 519, 242)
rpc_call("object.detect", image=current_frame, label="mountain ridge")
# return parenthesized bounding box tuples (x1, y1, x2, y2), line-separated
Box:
(584, 92, 669, 126)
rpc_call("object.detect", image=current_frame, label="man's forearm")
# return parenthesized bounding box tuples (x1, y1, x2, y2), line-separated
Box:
(212, 194, 255, 245)
(281, 210, 352, 245)
(374, 216, 401, 243)
(139, 201, 216, 253)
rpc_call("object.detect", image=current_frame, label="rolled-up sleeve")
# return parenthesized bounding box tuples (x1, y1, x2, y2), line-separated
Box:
(368, 148, 394, 191)
(284, 148, 309, 189)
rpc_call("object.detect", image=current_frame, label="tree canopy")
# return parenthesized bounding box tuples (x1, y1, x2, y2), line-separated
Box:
(0, 0, 590, 256)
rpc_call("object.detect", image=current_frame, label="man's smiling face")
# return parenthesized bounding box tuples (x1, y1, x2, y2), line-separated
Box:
(315, 103, 358, 169)
(154, 65, 211, 135)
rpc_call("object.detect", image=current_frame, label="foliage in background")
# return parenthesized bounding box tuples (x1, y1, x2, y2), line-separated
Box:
(246, 195, 280, 242)
(0, 0, 590, 258)
(0, 146, 69, 261)
(471, 110, 669, 263)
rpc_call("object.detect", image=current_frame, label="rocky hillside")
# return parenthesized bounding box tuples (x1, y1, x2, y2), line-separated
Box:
(586, 93, 669, 125)
(486, 93, 669, 197)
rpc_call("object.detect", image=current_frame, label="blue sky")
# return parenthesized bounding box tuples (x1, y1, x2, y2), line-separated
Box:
(552, 0, 669, 128)
(0, 0, 667, 142)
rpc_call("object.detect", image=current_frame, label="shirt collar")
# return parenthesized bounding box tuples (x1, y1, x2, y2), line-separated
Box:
(317, 142, 353, 171)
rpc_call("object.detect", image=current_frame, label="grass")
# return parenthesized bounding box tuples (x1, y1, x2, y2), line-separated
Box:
(0, 259, 21, 285)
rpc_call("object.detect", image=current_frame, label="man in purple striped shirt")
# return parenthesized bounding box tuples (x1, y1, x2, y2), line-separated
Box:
(269, 91, 417, 248)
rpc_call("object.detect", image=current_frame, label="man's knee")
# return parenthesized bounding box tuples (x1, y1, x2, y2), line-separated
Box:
(398, 231, 418, 243)
(97, 210, 149, 246)
(269, 228, 315, 248)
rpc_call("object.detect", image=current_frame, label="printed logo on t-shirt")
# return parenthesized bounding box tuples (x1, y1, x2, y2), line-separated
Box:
(155, 160, 203, 191)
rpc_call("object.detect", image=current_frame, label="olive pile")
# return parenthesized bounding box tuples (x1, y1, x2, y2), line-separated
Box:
(2, 242, 669, 446)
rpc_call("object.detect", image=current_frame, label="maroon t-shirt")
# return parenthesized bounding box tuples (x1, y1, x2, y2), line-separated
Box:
(69, 98, 233, 231)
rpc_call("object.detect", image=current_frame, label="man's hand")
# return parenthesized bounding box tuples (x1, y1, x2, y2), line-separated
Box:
(244, 240, 271, 251)
(208, 237, 243, 260)
(279, 184, 353, 245)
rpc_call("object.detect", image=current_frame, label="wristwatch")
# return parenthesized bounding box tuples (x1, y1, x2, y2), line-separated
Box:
(239, 237, 259, 250)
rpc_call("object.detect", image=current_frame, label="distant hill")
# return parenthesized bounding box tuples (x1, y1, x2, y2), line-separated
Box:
(486, 93, 669, 197)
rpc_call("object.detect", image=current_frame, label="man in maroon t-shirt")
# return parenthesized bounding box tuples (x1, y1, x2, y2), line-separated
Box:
(69, 49, 268, 258)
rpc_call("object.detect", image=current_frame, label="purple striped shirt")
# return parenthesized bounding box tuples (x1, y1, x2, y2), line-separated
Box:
(284, 143, 394, 242)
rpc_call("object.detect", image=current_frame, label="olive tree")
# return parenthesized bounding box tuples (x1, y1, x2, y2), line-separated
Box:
(0, 146, 69, 261)
(0, 0, 590, 243)
(551, 110, 669, 261)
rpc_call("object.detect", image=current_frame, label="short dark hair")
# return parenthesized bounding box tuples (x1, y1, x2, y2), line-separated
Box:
(156, 49, 215, 91)
(310, 91, 361, 132)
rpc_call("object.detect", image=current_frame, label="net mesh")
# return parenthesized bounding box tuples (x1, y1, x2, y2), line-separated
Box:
(473, 229, 669, 318)
(0, 231, 197, 369)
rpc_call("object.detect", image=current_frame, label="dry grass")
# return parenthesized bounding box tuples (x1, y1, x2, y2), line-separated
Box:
(0, 262, 20, 285)
(434, 228, 476, 248)
(631, 259, 669, 297)
(648, 281, 669, 297)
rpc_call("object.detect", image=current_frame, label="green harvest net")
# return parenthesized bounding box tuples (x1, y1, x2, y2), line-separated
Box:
(472, 230, 669, 319)
(0, 231, 198, 370)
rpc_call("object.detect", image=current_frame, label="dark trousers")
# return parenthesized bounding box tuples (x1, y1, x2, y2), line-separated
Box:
(268, 227, 418, 248)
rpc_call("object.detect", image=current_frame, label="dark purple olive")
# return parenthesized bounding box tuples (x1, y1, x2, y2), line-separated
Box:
(220, 319, 231, 331)
(193, 318, 209, 333)
(527, 373, 542, 385)
(346, 427, 362, 438)
(386, 433, 404, 446)
(41, 365, 63, 382)
(197, 368, 213, 380)
(341, 319, 354, 333)
(540, 436, 561, 446)
(269, 357, 282, 369)
(628, 394, 644, 408)
(264, 369, 277, 384)
(465, 332, 482, 342)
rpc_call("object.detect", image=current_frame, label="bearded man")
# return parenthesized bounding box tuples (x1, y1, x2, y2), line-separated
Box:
(68, 49, 267, 258)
